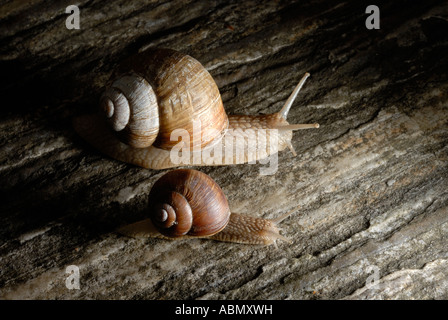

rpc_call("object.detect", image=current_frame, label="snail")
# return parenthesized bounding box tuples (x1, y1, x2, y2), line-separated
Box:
(73, 48, 319, 169)
(118, 169, 296, 245)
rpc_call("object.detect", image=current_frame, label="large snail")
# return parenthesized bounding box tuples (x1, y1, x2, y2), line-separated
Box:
(118, 169, 296, 245)
(73, 48, 319, 169)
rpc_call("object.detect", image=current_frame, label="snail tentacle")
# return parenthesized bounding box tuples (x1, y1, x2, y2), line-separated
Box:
(278, 72, 310, 119)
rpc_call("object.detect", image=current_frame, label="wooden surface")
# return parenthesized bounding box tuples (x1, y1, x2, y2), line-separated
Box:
(1, 0, 447, 299)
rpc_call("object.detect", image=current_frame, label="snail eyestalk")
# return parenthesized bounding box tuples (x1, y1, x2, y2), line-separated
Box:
(278, 72, 310, 119)
(276, 123, 320, 131)
(265, 206, 301, 247)
(271, 205, 300, 224)
(273, 74, 318, 157)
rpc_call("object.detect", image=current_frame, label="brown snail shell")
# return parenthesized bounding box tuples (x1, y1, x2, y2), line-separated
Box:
(148, 169, 230, 238)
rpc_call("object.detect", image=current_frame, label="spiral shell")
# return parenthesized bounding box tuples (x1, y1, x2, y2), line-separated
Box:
(100, 73, 159, 148)
(148, 169, 231, 238)
(101, 48, 229, 151)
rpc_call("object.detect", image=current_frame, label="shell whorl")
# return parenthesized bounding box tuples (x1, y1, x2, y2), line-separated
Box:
(114, 48, 229, 151)
(151, 191, 193, 237)
(100, 73, 159, 148)
(148, 169, 231, 238)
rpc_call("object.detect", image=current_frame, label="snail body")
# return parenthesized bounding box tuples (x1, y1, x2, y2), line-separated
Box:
(118, 169, 294, 245)
(74, 48, 318, 169)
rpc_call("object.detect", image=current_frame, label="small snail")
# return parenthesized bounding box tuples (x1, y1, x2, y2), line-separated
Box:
(73, 48, 318, 169)
(118, 169, 296, 245)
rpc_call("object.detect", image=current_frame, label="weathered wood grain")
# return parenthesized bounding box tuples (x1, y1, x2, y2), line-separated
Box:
(0, 0, 447, 299)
